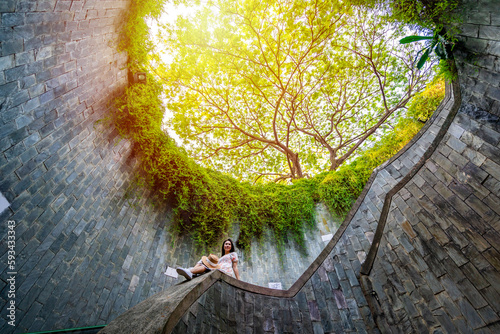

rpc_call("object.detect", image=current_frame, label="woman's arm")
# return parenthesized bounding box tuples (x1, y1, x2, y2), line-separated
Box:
(232, 261, 240, 280)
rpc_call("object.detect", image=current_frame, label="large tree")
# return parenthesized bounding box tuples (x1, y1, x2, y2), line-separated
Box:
(159, 0, 431, 182)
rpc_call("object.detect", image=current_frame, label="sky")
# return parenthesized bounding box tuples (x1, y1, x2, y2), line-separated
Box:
(148, 2, 200, 145)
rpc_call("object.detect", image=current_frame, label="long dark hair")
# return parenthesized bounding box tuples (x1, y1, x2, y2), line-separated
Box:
(221, 238, 235, 257)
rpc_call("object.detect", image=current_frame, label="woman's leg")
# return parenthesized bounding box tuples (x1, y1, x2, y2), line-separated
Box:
(177, 263, 207, 280)
(190, 264, 207, 275)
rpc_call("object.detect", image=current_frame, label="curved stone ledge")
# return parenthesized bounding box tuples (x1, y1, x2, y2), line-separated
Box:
(99, 270, 297, 334)
(100, 10, 500, 326)
(361, 79, 462, 275)
(100, 73, 463, 334)
(99, 271, 220, 334)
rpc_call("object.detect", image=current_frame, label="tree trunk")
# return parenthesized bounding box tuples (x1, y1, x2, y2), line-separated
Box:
(329, 150, 340, 171)
(289, 153, 304, 179)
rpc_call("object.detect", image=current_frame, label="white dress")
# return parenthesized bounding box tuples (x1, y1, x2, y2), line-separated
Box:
(218, 252, 238, 277)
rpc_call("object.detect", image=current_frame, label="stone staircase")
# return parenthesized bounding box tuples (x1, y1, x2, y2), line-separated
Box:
(99, 1, 500, 330)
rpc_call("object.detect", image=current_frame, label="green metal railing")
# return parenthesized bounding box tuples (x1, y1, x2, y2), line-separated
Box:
(25, 325, 106, 334)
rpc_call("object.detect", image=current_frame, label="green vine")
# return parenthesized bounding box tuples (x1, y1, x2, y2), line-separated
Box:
(365, 0, 461, 34)
(111, 0, 446, 258)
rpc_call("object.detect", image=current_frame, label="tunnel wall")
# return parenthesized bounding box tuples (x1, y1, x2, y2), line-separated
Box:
(102, 78, 465, 334)
(101, 1, 500, 333)
(0, 1, 180, 332)
(361, 0, 500, 332)
(0, 1, 341, 333)
(2, 0, 499, 333)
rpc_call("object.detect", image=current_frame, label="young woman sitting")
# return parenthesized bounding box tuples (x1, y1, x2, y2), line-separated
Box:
(218, 238, 241, 280)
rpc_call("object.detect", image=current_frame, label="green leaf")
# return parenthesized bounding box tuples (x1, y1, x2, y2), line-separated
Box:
(434, 43, 447, 59)
(399, 35, 434, 44)
(416, 47, 432, 69)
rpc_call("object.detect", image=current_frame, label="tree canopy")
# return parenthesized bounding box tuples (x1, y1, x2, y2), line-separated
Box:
(158, 0, 432, 182)
(112, 0, 446, 253)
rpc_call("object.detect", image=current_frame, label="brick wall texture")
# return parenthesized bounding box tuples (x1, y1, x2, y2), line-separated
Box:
(0, 0, 183, 332)
(360, 1, 500, 333)
(0, 1, 342, 333)
(1, 0, 500, 333)
(169, 0, 500, 333)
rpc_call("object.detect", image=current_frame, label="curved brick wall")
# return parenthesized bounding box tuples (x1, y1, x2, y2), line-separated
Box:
(0, 1, 189, 333)
(101, 78, 461, 334)
(2, 0, 499, 333)
(101, 0, 500, 333)
(361, 1, 500, 332)
(0, 2, 341, 333)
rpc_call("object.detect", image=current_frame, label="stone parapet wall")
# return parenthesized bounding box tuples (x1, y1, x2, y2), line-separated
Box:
(362, 87, 500, 333)
(361, 0, 500, 332)
(0, 2, 345, 333)
(100, 45, 464, 334)
(101, 1, 500, 332)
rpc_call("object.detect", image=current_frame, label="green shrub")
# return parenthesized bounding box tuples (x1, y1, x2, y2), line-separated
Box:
(356, 0, 461, 35)
(407, 75, 446, 121)
(118, 0, 168, 71)
(111, 0, 446, 257)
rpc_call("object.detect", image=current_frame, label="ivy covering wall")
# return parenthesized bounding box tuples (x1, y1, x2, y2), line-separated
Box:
(111, 0, 445, 256)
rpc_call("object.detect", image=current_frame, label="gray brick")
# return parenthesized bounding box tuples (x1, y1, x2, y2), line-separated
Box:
(28, 83, 45, 98)
(13, 24, 35, 40)
(476, 123, 500, 146)
(478, 68, 500, 85)
(0, 81, 19, 98)
(20, 74, 36, 89)
(5, 65, 28, 83)
(0, 55, 15, 71)
(415, 301, 438, 328)
(39, 89, 56, 105)
(481, 284, 500, 313)
(479, 26, 500, 41)
(447, 150, 469, 168)
(15, 114, 33, 129)
(0, 136, 12, 152)
(486, 86, 500, 102)
(458, 278, 488, 309)
(460, 24, 479, 38)
(465, 10, 491, 25)
(345, 268, 359, 287)
(458, 298, 485, 329)
(466, 195, 496, 222)
(16, 0, 38, 12)
(1, 38, 24, 56)
(433, 308, 457, 333)
(489, 41, 500, 57)
(477, 306, 499, 324)
(2, 12, 25, 26)
(446, 136, 467, 154)
(11, 89, 31, 108)
(481, 159, 500, 183)
(452, 318, 474, 334)
(1, 103, 19, 123)
(23, 132, 41, 147)
(15, 158, 38, 179)
(0, 0, 16, 12)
